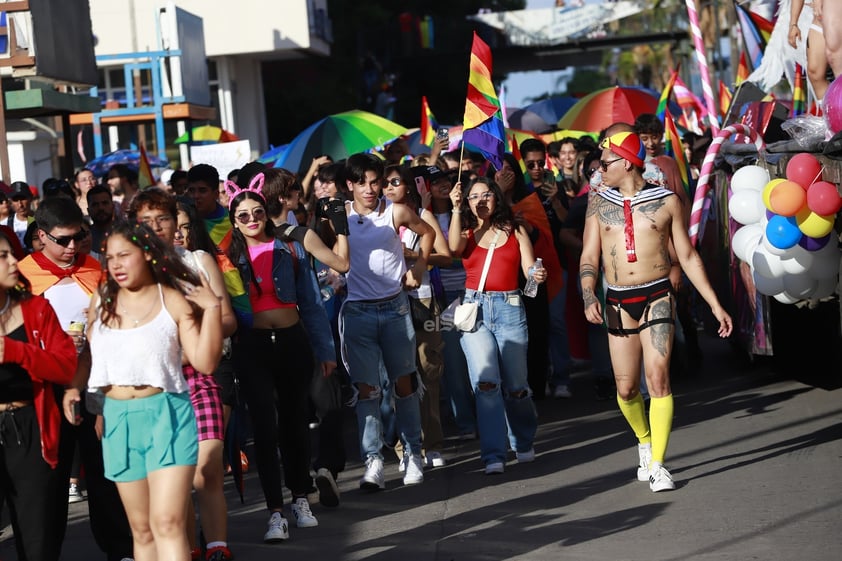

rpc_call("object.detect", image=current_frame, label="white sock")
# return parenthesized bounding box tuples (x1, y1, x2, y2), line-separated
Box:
(206, 541, 226, 549)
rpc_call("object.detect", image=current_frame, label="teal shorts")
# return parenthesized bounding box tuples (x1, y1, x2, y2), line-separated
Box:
(102, 392, 198, 482)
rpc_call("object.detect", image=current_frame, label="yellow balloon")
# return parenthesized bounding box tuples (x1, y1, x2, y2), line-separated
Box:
(763, 178, 786, 211)
(796, 206, 836, 238)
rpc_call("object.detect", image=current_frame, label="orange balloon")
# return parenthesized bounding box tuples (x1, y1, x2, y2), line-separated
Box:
(769, 180, 807, 216)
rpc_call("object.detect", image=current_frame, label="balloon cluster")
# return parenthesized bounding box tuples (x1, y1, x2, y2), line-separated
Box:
(728, 155, 841, 304)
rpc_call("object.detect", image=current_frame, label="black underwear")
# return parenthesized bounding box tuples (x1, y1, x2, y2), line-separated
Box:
(605, 277, 675, 336)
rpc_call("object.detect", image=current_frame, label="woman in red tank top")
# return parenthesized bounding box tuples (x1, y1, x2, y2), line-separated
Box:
(447, 177, 546, 475)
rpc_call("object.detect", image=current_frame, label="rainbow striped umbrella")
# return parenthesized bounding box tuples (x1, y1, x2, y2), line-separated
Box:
(267, 110, 408, 173)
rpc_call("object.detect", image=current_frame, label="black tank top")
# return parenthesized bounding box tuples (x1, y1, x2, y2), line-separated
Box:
(0, 324, 33, 402)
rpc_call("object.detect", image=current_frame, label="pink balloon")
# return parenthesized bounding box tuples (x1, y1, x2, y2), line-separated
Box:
(785, 153, 822, 189)
(807, 181, 842, 215)
(826, 76, 842, 134)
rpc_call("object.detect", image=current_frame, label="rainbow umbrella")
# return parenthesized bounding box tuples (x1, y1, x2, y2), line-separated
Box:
(175, 125, 240, 145)
(268, 110, 408, 173)
(557, 86, 666, 133)
(506, 108, 554, 134)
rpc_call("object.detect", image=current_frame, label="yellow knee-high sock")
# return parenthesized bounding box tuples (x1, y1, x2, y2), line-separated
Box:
(649, 394, 674, 464)
(617, 393, 650, 444)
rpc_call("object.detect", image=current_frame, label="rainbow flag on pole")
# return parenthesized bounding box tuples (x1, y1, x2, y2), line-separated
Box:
(663, 110, 691, 198)
(792, 63, 806, 116)
(420, 95, 438, 148)
(462, 31, 506, 169)
(656, 68, 679, 120)
(718, 80, 733, 119)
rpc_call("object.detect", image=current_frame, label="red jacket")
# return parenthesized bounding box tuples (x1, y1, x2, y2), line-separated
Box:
(4, 295, 77, 468)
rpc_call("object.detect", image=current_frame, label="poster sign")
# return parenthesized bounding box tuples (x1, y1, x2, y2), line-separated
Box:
(190, 140, 251, 180)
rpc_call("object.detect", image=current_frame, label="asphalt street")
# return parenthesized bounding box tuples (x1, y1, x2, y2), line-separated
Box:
(2, 332, 841, 561)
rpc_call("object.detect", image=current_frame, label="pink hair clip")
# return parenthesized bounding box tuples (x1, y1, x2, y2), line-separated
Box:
(225, 172, 266, 209)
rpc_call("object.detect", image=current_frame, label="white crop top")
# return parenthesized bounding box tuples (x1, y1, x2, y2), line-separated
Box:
(88, 284, 187, 393)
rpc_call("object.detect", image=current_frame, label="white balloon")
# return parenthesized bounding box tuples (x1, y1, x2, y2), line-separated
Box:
(732, 224, 763, 262)
(753, 270, 785, 295)
(729, 190, 765, 225)
(773, 291, 800, 304)
(731, 165, 770, 192)
(781, 245, 815, 275)
(783, 273, 818, 298)
(752, 244, 787, 279)
(811, 275, 838, 299)
(810, 248, 841, 279)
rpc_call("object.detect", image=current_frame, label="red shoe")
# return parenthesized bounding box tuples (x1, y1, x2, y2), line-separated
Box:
(240, 450, 249, 473)
(191, 547, 202, 561)
(206, 545, 234, 561)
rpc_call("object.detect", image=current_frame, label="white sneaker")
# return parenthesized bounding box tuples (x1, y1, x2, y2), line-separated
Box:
(291, 497, 319, 528)
(263, 512, 290, 543)
(484, 461, 505, 475)
(637, 443, 652, 482)
(516, 448, 535, 463)
(398, 453, 408, 473)
(402, 453, 424, 486)
(425, 451, 446, 468)
(68, 483, 85, 504)
(553, 384, 572, 398)
(359, 456, 385, 491)
(649, 462, 675, 492)
(315, 468, 340, 508)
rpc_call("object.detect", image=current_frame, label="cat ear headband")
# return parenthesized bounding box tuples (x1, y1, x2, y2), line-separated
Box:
(224, 172, 265, 209)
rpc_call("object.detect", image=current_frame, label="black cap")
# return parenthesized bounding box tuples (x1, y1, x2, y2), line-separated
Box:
(9, 181, 33, 200)
(43, 179, 74, 199)
(425, 166, 448, 182)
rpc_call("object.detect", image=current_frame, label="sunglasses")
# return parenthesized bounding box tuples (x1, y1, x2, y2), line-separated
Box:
(385, 177, 403, 187)
(599, 157, 623, 171)
(525, 161, 545, 170)
(235, 207, 267, 224)
(43, 229, 89, 247)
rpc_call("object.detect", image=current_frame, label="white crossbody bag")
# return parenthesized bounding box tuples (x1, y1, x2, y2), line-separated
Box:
(451, 229, 501, 332)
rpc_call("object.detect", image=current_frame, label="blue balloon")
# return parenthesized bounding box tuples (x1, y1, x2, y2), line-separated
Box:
(765, 214, 802, 250)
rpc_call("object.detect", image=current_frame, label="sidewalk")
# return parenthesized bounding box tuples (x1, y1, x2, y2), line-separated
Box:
(3, 333, 841, 560)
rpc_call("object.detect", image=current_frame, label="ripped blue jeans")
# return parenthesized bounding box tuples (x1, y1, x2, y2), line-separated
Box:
(340, 292, 422, 460)
(459, 289, 538, 465)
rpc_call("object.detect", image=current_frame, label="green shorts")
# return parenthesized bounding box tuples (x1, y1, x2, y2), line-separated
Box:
(102, 392, 198, 482)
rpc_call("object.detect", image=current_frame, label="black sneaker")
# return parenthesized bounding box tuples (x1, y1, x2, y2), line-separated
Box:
(315, 468, 340, 507)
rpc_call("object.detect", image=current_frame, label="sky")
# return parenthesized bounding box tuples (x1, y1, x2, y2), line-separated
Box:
(502, 0, 596, 109)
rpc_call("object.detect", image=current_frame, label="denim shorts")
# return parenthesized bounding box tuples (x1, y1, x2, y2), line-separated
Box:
(102, 392, 198, 482)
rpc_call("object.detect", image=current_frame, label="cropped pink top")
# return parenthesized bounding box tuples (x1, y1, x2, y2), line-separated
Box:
(248, 240, 295, 312)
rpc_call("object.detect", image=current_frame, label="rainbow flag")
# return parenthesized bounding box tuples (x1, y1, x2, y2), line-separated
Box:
(656, 68, 679, 120)
(736, 51, 750, 84)
(673, 75, 708, 119)
(462, 31, 506, 169)
(718, 80, 733, 118)
(138, 144, 155, 189)
(792, 63, 806, 116)
(736, 3, 773, 70)
(420, 95, 438, 148)
(663, 110, 691, 198)
(510, 134, 529, 183)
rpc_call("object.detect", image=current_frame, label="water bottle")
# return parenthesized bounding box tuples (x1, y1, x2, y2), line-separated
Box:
(523, 258, 543, 298)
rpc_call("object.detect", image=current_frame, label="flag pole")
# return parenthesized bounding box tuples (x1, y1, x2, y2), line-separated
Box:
(457, 141, 466, 186)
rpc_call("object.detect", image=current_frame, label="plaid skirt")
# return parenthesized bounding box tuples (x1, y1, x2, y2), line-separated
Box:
(183, 365, 225, 441)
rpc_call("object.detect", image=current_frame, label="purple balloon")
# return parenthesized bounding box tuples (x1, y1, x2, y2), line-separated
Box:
(766, 209, 775, 220)
(798, 232, 831, 251)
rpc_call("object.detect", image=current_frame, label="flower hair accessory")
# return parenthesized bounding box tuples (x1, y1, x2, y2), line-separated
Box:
(224, 172, 266, 209)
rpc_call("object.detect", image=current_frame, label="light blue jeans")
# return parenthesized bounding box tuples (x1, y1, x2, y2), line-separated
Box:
(341, 292, 422, 459)
(459, 289, 538, 465)
(440, 289, 477, 435)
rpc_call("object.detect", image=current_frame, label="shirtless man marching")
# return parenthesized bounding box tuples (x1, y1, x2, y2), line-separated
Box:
(579, 131, 732, 492)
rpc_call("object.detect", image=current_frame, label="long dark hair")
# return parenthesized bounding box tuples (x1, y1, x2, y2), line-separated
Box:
(226, 191, 275, 295)
(457, 177, 515, 234)
(176, 198, 216, 254)
(499, 153, 531, 203)
(98, 221, 201, 326)
(0, 228, 31, 303)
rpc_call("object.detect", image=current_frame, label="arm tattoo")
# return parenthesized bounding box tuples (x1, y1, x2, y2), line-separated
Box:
(580, 264, 597, 282)
(583, 287, 598, 308)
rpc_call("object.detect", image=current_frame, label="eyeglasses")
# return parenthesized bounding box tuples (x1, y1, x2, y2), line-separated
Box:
(235, 207, 267, 224)
(525, 161, 545, 170)
(466, 191, 494, 203)
(385, 177, 403, 187)
(139, 215, 174, 228)
(43, 229, 89, 247)
(599, 158, 624, 171)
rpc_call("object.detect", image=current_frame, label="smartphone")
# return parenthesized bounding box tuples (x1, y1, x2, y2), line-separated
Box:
(72, 400, 81, 423)
(436, 127, 449, 144)
(415, 175, 430, 199)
